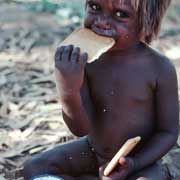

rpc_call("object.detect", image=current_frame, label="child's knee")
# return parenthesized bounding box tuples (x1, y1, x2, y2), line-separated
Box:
(22, 156, 49, 179)
(22, 153, 70, 179)
(23, 157, 38, 174)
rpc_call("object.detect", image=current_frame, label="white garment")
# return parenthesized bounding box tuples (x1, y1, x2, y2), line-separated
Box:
(32, 175, 64, 180)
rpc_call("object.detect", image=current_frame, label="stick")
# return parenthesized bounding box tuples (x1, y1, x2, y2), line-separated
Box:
(103, 136, 141, 176)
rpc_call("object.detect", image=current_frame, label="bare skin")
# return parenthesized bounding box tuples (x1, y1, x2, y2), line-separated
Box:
(22, 0, 179, 180)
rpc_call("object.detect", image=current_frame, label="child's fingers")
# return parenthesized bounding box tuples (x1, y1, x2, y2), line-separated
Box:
(99, 163, 109, 177)
(55, 46, 64, 62)
(55, 46, 65, 69)
(61, 45, 73, 62)
(119, 157, 126, 165)
(119, 157, 129, 168)
(70, 47, 80, 64)
(99, 166, 103, 177)
(113, 167, 129, 179)
(100, 162, 130, 180)
(79, 52, 88, 65)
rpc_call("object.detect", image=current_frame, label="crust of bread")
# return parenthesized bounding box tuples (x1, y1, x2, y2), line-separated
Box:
(59, 28, 115, 62)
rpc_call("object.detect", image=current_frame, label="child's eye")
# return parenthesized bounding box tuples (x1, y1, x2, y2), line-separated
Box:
(91, 4, 99, 11)
(88, 2, 101, 11)
(115, 10, 129, 18)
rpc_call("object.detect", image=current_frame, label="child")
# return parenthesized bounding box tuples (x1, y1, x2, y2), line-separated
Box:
(23, 0, 179, 179)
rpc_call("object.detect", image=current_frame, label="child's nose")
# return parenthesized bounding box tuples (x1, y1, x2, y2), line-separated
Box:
(94, 17, 111, 30)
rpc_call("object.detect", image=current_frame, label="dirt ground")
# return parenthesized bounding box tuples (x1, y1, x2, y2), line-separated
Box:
(0, 1, 180, 180)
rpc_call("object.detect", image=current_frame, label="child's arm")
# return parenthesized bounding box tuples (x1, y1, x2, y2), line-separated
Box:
(100, 57, 179, 179)
(55, 45, 93, 137)
(133, 57, 179, 171)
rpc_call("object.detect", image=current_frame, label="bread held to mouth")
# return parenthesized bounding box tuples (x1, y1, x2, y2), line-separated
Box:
(59, 28, 115, 62)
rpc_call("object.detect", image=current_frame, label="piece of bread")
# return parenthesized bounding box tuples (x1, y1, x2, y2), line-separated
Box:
(104, 136, 141, 176)
(59, 28, 115, 62)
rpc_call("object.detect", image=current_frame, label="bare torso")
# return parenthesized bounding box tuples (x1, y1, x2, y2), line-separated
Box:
(87, 43, 157, 159)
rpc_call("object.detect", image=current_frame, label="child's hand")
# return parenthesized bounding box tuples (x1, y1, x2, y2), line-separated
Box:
(99, 157, 135, 180)
(55, 45, 88, 96)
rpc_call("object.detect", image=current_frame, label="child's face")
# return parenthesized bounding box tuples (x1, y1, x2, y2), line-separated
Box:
(84, 0, 141, 51)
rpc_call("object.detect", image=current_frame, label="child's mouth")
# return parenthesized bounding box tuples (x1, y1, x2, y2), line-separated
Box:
(91, 25, 117, 40)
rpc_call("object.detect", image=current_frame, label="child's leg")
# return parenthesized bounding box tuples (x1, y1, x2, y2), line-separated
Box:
(128, 162, 169, 180)
(75, 175, 99, 180)
(22, 137, 99, 180)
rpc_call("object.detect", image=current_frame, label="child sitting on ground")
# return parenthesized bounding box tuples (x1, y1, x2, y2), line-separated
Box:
(23, 0, 179, 179)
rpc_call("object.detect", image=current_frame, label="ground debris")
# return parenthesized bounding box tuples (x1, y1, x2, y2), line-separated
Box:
(0, 58, 74, 179)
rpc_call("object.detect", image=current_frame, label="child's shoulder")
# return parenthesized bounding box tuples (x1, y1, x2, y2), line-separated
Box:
(144, 44, 176, 75)
(144, 44, 177, 81)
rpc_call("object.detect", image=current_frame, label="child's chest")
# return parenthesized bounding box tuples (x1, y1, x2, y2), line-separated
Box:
(87, 61, 156, 109)
(87, 61, 157, 152)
